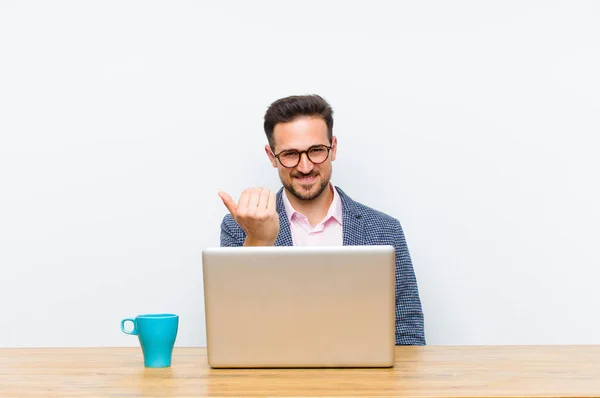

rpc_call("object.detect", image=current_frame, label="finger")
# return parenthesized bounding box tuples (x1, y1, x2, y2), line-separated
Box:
(247, 187, 261, 211)
(267, 190, 277, 214)
(258, 188, 270, 210)
(237, 188, 253, 216)
(218, 191, 238, 216)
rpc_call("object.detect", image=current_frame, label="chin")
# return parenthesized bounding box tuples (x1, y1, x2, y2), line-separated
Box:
(289, 181, 329, 201)
(296, 190, 320, 201)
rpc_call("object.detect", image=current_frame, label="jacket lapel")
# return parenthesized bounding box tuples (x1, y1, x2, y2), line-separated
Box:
(337, 187, 366, 246)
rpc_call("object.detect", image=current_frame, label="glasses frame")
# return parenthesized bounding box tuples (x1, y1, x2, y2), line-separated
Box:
(272, 144, 332, 168)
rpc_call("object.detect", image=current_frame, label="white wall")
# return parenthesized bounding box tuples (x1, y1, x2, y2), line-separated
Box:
(1, 1, 599, 347)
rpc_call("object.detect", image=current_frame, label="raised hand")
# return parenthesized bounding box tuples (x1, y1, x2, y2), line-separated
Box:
(218, 187, 279, 246)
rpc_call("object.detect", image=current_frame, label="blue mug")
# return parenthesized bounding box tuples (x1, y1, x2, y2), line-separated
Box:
(121, 313, 179, 368)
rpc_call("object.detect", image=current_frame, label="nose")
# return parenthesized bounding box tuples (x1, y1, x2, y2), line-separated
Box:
(295, 152, 314, 174)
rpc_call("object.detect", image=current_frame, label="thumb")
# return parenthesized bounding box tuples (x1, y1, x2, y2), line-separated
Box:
(218, 191, 237, 216)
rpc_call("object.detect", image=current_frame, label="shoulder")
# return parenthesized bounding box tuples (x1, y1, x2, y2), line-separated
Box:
(355, 200, 405, 242)
(336, 186, 407, 246)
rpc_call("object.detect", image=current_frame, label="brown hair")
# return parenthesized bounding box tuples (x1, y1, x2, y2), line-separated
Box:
(263, 94, 334, 148)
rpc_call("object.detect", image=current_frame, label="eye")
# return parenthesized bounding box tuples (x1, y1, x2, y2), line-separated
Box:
(280, 151, 298, 159)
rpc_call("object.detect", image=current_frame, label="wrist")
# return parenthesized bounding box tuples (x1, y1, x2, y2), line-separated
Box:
(243, 236, 275, 247)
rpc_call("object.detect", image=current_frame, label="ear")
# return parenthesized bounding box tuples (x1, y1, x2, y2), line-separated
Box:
(265, 145, 277, 168)
(330, 136, 338, 162)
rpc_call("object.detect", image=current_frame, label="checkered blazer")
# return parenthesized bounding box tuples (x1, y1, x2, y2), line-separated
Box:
(220, 186, 426, 345)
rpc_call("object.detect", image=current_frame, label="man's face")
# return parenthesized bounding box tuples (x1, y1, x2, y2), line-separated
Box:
(265, 116, 337, 201)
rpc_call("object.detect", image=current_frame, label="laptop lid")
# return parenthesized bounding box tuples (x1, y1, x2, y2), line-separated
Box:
(201, 245, 396, 368)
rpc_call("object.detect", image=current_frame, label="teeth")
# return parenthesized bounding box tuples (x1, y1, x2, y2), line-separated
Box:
(295, 175, 316, 181)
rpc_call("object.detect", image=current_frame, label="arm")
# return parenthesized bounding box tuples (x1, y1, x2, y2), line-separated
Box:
(393, 220, 426, 345)
(220, 214, 245, 247)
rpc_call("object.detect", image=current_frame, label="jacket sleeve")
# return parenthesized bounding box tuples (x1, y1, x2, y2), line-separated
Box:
(393, 219, 426, 345)
(220, 214, 246, 247)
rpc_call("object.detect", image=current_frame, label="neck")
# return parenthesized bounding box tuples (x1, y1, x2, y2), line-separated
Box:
(285, 184, 334, 227)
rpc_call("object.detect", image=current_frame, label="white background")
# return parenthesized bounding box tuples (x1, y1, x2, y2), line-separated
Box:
(1, 1, 599, 347)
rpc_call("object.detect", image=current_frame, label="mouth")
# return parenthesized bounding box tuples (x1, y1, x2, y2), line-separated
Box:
(293, 174, 318, 185)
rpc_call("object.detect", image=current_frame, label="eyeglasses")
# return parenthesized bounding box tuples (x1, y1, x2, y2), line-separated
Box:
(272, 144, 332, 168)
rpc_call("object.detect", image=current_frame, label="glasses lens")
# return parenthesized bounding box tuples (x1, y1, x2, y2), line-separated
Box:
(279, 150, 300, 167)
(308, 146, 329, 164)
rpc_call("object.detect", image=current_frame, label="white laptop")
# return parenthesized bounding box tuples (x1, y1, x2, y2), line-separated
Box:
(201, 245, 396, 368)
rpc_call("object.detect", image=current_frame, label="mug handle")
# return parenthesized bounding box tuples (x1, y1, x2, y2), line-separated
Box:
(121, 318, 138, 335)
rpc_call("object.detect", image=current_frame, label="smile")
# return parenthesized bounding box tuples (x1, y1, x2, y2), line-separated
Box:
(295, 175, 317, 184)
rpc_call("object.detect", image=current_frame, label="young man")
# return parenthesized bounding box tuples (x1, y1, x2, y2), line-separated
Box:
(218, 94, 425, 345)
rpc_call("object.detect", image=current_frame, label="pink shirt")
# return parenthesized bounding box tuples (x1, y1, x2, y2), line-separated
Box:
(281, 183, 343, 246)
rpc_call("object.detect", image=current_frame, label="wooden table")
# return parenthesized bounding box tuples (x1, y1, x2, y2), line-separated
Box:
(1, 345, 599, 397)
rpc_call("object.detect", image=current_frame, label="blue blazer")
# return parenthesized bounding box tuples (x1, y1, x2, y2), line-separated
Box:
(220, 186, 426, 345)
